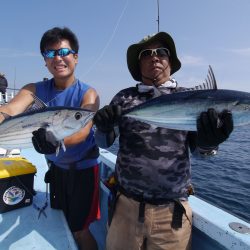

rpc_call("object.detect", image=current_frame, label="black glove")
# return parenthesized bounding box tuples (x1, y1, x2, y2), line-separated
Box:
(197, 108, 233, 148)
(93, 105, 122, 133)
(32, 128, 60, 154)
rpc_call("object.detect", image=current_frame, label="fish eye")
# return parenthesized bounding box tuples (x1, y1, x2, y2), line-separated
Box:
(75, 112, 82, 120)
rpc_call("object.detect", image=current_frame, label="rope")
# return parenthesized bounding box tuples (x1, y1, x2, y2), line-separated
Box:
(80, 0, 129, 78)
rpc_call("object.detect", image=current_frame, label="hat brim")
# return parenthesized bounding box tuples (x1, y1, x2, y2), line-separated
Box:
(127, 32, 181, 81)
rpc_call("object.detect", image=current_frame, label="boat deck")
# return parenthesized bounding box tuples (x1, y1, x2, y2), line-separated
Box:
(0, 149, 77, 250)
(1, 148, 250, 250)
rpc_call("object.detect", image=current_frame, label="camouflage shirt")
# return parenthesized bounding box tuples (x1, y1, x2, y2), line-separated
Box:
(110, 83, 196, 200)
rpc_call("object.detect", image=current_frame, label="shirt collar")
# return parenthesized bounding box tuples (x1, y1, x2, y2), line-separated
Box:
(137, 79, 177, 97)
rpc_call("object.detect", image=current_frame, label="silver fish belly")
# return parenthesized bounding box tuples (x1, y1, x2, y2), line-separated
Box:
(0, 107, 94, 150)
(124, 89, 250, 131)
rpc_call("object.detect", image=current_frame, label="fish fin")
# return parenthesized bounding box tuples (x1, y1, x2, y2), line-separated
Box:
(1, 94, 48, 121)
(31, 94, 48, 109)
(56, 145, 60, 156)
(23, 94, 48, 114)
(206, 65, 218, 90)
(55, 140, 66, 156)
(55, 146, 60, 157)
(188, 65, 218, 91)
(61, 140, 66, 152)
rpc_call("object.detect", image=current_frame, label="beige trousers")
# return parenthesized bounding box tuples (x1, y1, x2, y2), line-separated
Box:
(106, 194, 192, 250)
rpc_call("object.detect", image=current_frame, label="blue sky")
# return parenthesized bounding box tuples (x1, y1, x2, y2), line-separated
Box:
(1, 0, 250, 106)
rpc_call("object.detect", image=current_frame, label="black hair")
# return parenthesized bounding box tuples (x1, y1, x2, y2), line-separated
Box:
(40, 27, 79, 54)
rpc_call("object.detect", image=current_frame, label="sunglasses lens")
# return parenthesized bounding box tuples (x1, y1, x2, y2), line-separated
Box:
(141, 50, 152, 57)
(139, 49, 152, 59)
(157, 48, 169, 57)
(43, 50, 56, 58)
(138, 48, 170, 60)
(43, 48, 75, 58)
(58, 48, 70, 57)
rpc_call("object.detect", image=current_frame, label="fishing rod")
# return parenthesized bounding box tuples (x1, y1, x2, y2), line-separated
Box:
(156, 0, 160, 32)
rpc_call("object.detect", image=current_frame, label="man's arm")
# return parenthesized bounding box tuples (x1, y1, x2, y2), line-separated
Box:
(0, 83, 35, 123)
(31, 87, 100, 154)
(63, 88, 100, 146)
(93, 105, 122, 148)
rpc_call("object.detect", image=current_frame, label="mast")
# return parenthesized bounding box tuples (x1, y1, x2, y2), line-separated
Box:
(13, 67, 16, 95)
(156, 0, 160, 32)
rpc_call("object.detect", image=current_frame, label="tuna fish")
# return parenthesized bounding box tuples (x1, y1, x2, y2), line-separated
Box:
(124, 88, 250, 131)
(0, 106, 94, 150)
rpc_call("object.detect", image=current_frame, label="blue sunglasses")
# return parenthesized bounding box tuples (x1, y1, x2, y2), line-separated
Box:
(42, 48, 76, 59)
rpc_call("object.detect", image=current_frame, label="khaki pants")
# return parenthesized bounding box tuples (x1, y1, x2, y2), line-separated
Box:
(106, 194, 192, 250)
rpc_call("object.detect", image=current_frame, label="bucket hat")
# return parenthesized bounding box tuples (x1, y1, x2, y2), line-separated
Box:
(127, 32, 181, 81)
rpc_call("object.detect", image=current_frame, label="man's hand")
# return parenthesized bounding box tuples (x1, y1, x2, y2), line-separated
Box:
(0, 112, 8, 124)
(93, 105, 122, 133)
(197, 108, 233, 148)
(32, 128, 60, 154)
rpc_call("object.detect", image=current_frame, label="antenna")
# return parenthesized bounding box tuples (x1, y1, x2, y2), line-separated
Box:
(14, 67, 16, 95)
(156, 0, 160, 32)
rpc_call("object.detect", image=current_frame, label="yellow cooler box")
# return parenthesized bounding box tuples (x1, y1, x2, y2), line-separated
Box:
(0, 157, 37, 213)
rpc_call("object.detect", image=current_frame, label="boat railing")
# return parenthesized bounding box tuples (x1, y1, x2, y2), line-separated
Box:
(0, 92, 20, 157)
(0, 148, 21, 157)
(0, 92, 15, 105)
(93, 148, 250, 250)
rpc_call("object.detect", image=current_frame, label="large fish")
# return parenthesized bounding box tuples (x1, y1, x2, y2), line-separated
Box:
(0, 106, 94, 150)
(124, 66, 250, 131)
(124, 88, 250, 131)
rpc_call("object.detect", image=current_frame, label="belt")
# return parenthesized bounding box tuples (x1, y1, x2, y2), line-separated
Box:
(119, 186, 189, 228)
(118, 186, 182, 205)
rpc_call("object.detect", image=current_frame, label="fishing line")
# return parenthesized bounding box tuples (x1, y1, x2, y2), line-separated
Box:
(141, 64, 169, 86)
(153, 64, 169, 85)
(80, 0, 129, 78)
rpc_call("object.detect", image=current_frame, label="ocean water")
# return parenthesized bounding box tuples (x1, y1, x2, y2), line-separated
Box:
(107, 126, 250, 223)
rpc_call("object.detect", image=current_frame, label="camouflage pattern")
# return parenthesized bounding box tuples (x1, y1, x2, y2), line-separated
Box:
(111, 84, 196, 201)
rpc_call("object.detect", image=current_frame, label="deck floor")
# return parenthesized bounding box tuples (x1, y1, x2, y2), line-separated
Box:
(0, 149, 77, 250)
(0, 148, 239, 250)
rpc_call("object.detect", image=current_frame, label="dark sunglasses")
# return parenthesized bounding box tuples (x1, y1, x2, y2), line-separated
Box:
(42, 48, 76, 59)
(138, 48, 170, 60)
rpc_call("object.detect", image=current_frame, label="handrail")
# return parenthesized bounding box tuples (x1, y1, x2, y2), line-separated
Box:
(0, 92, 15, 104)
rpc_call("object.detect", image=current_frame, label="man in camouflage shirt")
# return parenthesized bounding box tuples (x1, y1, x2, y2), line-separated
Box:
(94, 32, 233, 250)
